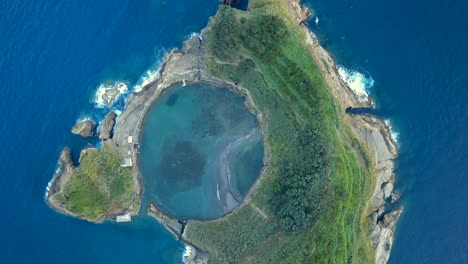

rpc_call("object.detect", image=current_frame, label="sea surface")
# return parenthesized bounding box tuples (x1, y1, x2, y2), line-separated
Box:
(304, 0, 467, 262)
(0, 0, 466, 263)
(0, 0, 220, 263)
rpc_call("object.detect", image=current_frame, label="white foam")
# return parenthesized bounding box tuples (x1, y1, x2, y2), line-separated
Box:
(337, 65, 374, 102)
(384, 119, 400, 145)
(45, 161, 62, 198)
(182, 245, 196, 264)
(94, 81, 128, 108)
(75, 116, 95, 124)
(133, 68, 160, 93)
(133, 48, 173, 93)
(189, 32, 202, 41)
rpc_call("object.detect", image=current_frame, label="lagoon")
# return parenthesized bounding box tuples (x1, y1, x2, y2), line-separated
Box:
(140, 83, 264, 220)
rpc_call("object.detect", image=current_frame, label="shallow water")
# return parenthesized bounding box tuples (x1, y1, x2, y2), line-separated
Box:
(140, 83, 264, 220)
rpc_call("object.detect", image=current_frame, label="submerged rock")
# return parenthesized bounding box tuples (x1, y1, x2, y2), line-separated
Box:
(99, 112, 117, 140)
(71, 119, 95, 138)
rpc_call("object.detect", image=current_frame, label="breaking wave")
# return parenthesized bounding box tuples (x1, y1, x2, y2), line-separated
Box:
(337, 65, 374, 102)
(385, 119, 400, 145)
(133, 49, 167, 93)
(182, 245, 196, 264)
(94, 81, 129, 108)
(189, 32, 202, 40)
(133, 68, 160, 93)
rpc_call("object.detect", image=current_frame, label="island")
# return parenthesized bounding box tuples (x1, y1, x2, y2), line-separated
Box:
(46, 0, 401, 263)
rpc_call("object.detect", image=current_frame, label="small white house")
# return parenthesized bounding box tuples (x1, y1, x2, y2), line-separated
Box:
(116, 213, 131, 223)
(121, 157, 133, 167)
(127, 136, 133, 144)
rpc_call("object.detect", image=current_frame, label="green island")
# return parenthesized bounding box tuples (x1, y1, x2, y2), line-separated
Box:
(46, 0, 401, 263)
(184, 2, 373, 263)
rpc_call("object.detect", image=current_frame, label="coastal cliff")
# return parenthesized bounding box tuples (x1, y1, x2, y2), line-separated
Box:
(299, 14, 401, 263)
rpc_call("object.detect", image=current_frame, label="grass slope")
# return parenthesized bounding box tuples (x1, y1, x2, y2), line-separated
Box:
(61, 145, 134, 222)
(185, 1, 374, 263)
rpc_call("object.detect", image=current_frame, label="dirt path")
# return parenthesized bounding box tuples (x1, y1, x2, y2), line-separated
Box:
(251, 204, 268, 219)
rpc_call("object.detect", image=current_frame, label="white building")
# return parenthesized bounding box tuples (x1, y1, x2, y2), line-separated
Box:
(121, 157, 133, 167)
(116, 213, 131, 223)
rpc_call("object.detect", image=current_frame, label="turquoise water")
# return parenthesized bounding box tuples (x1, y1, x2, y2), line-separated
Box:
(140, 83, 264, 220)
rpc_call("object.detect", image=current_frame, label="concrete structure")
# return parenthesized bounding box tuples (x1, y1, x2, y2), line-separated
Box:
(116, 213, 131, 223)
(121, 157, 133, 168)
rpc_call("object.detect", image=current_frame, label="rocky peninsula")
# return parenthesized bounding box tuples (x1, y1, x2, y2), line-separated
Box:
(46, 0, 401, 263)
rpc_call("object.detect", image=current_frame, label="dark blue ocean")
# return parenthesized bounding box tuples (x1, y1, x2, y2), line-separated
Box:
(0, 0, 466, 263)
(304, 0, 467, 263)
(0, 0, 220, 263)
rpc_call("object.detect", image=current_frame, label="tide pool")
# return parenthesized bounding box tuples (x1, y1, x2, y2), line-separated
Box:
(140, 83, 264, 220)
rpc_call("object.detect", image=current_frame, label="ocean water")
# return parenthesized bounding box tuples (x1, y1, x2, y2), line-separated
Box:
(0, 0, 219, 263)
(140, 83, 263, 220)
(304, 0, 467, 262)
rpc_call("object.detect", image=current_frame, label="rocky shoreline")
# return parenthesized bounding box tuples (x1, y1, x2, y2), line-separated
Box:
(289, 1, 402, 263)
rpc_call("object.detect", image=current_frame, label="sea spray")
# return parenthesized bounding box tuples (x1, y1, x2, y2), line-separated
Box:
(189, 32, 203, 41)
(94, 81, 129, 108)
(385, 119, 400, 145)
(182, 245, 196, 264)
(337, 65, 374, 102)
(133, 69, 160, 93)
(45, 165, 62, 199)
(133, 49, 167, 93)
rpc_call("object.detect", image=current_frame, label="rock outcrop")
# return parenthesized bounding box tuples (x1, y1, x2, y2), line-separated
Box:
(96, 82, 128, 107)
(46, 147, 74, 211)
(99, 112, 117, 140)
(148, 203, 184, 239)
(71, 119, 95, 138)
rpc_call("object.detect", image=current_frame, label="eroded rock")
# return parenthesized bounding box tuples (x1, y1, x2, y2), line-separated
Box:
(71, 119, 95, 138)
(46, 147, 74, 209)
(99, 112, 117, 140)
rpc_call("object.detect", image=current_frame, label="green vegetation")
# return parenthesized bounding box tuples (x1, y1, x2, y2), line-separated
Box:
(185, 2, 374, 263)
(61, 145, 134, 222)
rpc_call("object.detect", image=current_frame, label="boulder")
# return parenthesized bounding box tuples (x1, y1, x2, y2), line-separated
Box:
(71, 119, 95, 138)
(99, 112, 117, 140)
